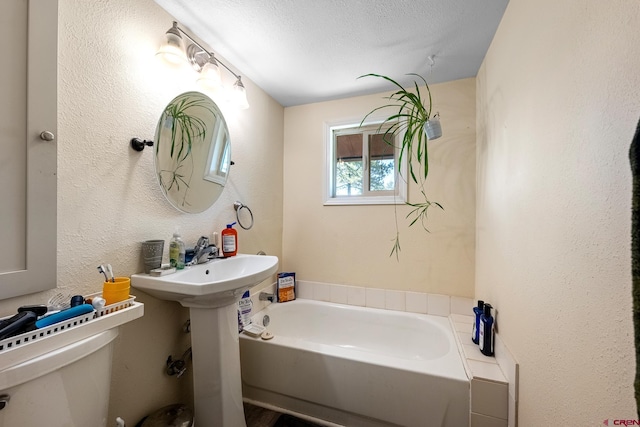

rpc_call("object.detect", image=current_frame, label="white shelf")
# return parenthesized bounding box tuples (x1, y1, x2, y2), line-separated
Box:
(0, 294, 144, 372)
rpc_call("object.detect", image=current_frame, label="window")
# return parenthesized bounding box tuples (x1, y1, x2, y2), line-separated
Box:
(324, 120, 406, 205)
(203, 118, 230, 185)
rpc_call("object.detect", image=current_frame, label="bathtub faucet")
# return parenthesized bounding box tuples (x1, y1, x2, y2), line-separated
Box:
(259, 292, 274, 302)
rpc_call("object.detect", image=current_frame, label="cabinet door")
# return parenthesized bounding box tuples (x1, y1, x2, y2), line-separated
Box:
(0, 0, 57, 299)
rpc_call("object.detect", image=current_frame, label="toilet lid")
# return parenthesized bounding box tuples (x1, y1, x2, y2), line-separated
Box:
(139, 404, 193, 427)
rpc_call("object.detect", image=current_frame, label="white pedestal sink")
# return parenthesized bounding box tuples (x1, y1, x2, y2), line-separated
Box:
(131, 254, 278, 427)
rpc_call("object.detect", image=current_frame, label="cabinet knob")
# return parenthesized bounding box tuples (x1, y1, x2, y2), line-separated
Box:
(39, 131, 55, 141)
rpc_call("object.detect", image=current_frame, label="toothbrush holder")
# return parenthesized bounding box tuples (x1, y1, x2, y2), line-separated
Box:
(102, 277, 130, 306)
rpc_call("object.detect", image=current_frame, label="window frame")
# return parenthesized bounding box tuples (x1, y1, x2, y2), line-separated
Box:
(323, 117, 407, 206)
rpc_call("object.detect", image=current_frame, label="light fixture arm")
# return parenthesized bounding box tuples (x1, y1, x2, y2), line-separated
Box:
(172, 21, 240, 80)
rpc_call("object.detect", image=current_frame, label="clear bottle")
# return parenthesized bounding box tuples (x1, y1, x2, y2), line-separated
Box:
(169, 232, 186, 270)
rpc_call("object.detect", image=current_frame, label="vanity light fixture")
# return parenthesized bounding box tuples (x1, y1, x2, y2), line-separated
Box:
(157, 21, 249, 109)
(156, 22, 187, 65)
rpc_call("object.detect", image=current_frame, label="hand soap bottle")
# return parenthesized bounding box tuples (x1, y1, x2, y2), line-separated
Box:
(169, 232, 186, 270)
(222, 222, 238, 257)
(479, 303, 495, 356)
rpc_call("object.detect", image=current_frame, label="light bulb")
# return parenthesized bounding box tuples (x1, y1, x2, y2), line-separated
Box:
(155, 24, 187, 66)
(197, 57, 223, 92)
(232, 77, 249, 110)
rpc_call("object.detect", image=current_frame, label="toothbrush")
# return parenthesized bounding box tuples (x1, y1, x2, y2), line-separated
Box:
(107, 264, 115, 282)
(97, 265, 109, 282)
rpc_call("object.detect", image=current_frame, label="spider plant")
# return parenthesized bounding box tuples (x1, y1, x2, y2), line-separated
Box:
(359, 73, 443, 258)
(156, 93, 216, 207)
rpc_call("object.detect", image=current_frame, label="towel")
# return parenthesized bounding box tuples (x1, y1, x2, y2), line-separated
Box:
(629, 116, 640, 416)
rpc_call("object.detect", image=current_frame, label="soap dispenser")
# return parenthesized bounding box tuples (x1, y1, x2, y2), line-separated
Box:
(221, 222, 238, 257)
(169, 232, 186, 270)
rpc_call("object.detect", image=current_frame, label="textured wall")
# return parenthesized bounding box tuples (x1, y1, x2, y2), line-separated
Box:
(0, 0, 284, 424)
(476, 0, 640, 424)
(283, 78, 476, 296)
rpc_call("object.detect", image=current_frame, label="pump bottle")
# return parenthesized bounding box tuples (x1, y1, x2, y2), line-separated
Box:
(169, 232, 186, 270)
(222, 222, 238, 257)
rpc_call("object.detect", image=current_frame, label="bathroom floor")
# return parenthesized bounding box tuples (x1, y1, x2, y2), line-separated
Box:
(244, 403, 323, 427)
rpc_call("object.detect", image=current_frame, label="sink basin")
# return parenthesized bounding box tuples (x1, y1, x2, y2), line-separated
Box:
(131, 254, 278, 308)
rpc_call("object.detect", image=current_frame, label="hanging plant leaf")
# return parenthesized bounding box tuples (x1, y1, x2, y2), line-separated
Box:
(359, 73, 443, 258)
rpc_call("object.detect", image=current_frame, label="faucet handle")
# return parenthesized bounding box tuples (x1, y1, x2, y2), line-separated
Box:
(195, 236, 209, 248)
(209, 245, 219, 258)
(259, 292, 275, 302)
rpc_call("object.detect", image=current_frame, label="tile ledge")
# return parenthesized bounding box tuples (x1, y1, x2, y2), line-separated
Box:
(449, 315, 508, 385)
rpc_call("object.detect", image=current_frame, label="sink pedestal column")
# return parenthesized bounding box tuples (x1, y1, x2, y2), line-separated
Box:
(189, 304, 246, 427)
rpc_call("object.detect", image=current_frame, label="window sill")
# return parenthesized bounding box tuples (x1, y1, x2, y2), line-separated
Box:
(324, 195, 406, 206)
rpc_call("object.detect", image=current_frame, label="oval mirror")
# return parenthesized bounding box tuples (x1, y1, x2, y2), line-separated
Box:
(154, 92, 231, 213)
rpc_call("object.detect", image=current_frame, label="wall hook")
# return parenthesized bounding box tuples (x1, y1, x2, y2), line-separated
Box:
(130, 138, 154, 152)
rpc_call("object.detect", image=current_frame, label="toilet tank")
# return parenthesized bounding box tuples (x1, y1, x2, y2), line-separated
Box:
(0, 328, 118, 427)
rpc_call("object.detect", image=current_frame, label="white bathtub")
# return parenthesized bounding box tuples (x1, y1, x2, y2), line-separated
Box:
(239, 299, 470, 427)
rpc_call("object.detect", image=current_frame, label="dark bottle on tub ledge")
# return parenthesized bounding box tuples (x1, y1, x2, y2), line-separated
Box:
(479, 303, 495, 357)
(472, 300, 484, 344)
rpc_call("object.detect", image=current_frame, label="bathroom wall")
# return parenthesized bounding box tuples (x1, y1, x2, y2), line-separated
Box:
(476, 0, 640, 424)
(0, 0, 284, 423)
(283, 78, 476, 297)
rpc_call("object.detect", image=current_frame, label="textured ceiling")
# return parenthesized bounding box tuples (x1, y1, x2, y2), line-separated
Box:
(154, 0, 509, 107)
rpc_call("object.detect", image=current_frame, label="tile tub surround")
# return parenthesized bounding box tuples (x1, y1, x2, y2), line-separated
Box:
(294, 280, 474, 316)
(451, 314, 519, 427)
(250, 281, 519, 427)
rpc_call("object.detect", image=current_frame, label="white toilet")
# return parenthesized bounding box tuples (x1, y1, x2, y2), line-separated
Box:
(0, 328, 118, 427)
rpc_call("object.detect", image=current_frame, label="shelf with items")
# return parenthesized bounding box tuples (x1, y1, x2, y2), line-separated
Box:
(0, 293, 143, 372)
